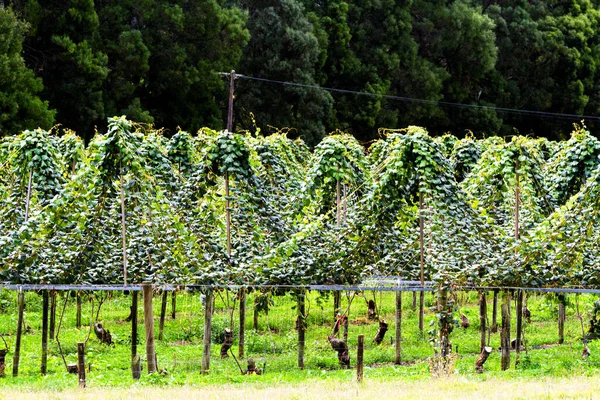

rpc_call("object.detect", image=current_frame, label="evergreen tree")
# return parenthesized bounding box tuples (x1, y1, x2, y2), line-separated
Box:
(238, 0, 333, 145)
(0, 6, 54, 136)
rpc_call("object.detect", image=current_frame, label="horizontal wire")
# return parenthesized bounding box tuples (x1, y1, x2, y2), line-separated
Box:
(230, 73, 600, 122)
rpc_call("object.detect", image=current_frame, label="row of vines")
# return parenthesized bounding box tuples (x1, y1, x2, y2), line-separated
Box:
(2, 117, 600, 372)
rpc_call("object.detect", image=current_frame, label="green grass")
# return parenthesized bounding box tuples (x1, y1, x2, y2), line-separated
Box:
(0, 288, 599, 391)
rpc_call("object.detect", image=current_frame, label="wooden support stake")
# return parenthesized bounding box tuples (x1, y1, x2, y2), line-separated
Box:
(171, 290, 176, 320)
(253, 295, 259, 331)
(42, 290, 49, 375)
(333, 291, 341, 322)
(159, 290, 167, 341)
(49, 291, 56, 341)
(357, 334, 364, 383)
(501, 291, 511, 371)
(419, 291, 424, 333)
(202, 289, 214, 374)
(395, 291, 402, 364)
(12, 291, 24, 377)
(515, 289, 523, 362)
(479, 291, 487, 352)
(412, 292, 417, 311)
(558, 294, 566, 345)
(239, 288, 246, 359)
(143, 285, 157, 374)
(298, 291, 306, 370)
(131, 291, 139, 379)
(76, 291, 82, 329)
(77, 342, 86, 388)
(491, 290, 498, 333)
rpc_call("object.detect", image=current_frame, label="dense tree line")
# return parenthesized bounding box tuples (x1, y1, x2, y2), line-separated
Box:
(1, 0, 600, 145)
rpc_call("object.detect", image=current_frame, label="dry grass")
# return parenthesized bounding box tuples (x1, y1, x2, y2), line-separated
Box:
(2, 376, 599, 400)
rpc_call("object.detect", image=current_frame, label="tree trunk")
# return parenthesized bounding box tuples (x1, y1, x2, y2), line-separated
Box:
(558, 294, 566, 345)
(479, 291, 487, 352)
(171, 290, 177, 320)
(297, 291, 306, 370)
(41, 290, 49, 375)
(143, 285, 157, 374)
(159, 290, 167, 341)
(515, 290, 523, 364)
(76, 291, 82, 329)
(201, 290, 214, 374)
(395, 291, 402, 364)
(501, 291, 511, 371)
(239, 288, 246, 359)
(491, 290, 498, 333)
(131, 291, 139, 380)
(49, 291, 56, 341)
(419, 291, 424, 333)
(253, 296, 259, 331)
(475, 346, 492, 373)
(12, 291, 24, 377)
(412, 292, 417, 311)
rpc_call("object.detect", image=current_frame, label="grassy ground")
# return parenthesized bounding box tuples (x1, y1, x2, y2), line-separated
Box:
(0, 288, 598, 394)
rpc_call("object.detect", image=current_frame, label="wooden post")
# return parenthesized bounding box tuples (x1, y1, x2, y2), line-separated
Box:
(395, 291, 402, 364)
(131, 291, 140, 380)
(239, 288, 246, 359)
(76, 291, 82, 329)
(501, 291, 511, 371)
(201, 289, 214, 374)
(412, 292, 417, 311)
(558, 294, 566, 345)
(171, 290, 176, 320)
(515, 290, 523, 360)
(298, 291, 306, 370)
(159, 290, 167, 341)
(120, 162, 128, 286)
(357, 334, 364, 383)
(479, 291, 487, 352)
(419, 291, 424, 333)
(491, 290, 498, 333)
(49, 291, 56, 340)
(418, 193, 425, 333)
(142, 285, 157, 374)
(253, 295, 259, 331)
(77, 342, 86, 388)
(41, 290, 49, 375)
(12, 291, 24, 377)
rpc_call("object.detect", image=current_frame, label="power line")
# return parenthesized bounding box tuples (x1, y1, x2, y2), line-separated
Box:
(224, 72, 600, 122)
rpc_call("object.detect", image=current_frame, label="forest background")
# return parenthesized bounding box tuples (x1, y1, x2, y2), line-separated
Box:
(2, 0, 600, 146)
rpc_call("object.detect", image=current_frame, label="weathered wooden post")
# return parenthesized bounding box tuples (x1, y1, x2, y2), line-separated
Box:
(501, 291, 511, 370)
(159, 290, 167, 341)
(491, 289, 499, 333)
(201, 289, 214, 374)
(77, 342, 86, 388)
(395, 291, 402, 364)
(298, 290, 306, 370)
(171, 290, 177, 319)
(357, 334, 364, 383)
(41, 290, 49, 375)
(239, 288, 246, 359)
(12, 291, 25, 377)
(479, 291, 487, 352)
(76, 291, 82, 329)
(131, 290, 140, 379)
(515, 289, 524, 366)
(49, 291, 56, 340)
(143, 285, 157, 374)
(558, 294, 566, 345)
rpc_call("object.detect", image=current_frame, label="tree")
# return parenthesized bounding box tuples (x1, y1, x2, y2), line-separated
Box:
(0, 7, 54, 136)
(238, 0, 332, 146)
